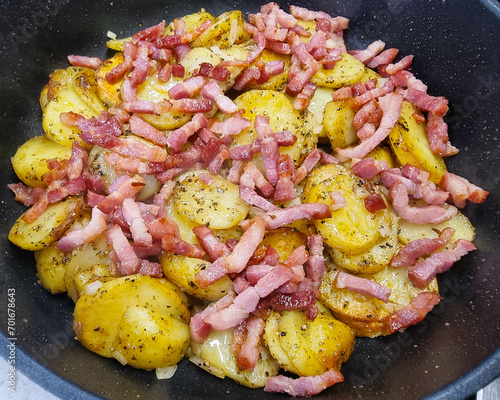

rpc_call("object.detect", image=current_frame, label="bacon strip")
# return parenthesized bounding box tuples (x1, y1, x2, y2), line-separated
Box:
(408, 239, 476, 288)
(391, 227, 455, 268)
(255, 115, 280, 185)
(262, 203, 332, 229)
(390, 181, 457, 225)
(55, 207, 107, 253)
(97, 175, 146, 214)
(335, 271, 391, 302)
(67, 55, 103, 69)
(336, 93, 403, 160)
(192, 225, 231, 262)
(121, 198, 153, 247)
(195, 217, 266, 288)
(107, 224, 141, 276)
(166, 113, 208, 153)
(236, 317, 265, 371)
(440, 172, 489, 208)
(264, 369, 344, 397)
(388, 292, 441, 333)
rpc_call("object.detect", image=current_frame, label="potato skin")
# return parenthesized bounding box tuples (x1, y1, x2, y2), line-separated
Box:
(74, 275, 190, 369)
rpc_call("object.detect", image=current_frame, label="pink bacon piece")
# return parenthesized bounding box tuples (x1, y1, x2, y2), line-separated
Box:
(192, 225, 231, 262)
(107, 224, 141, 276)
(390, 181, 457, 225)
(440, 172, 489, 208)
(201, 80, 238, 114)
(236, 317, 265, 371)
(55, 207, 107, 253)
(67, 55, 103, 70)
(166, 113, 208, 153)
(97, 175, 146, 214)
(335, 271, 391, 302)
(168, 76, 206, 100)
(388, 292, 441, 333)
(255, 115, 280, 185)
(195, 217, 266, 288)
(391, 227, 455, 268)
(262, 203, 332, 230)
(264, 369, 344, 397)
(336, 92, 403, 160)
(121, 198, 153, 247)
(408, 239, 476, 288)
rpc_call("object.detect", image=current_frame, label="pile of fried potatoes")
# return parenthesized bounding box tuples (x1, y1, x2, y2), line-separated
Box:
(8, 7, 475, 390)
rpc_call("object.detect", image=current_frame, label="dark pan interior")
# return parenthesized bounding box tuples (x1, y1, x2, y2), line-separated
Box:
(0, 0, 499, 399)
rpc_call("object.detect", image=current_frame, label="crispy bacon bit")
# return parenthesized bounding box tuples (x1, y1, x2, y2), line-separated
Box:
(408, 239, 476, 288)
(391, 227, 455, 268)
(236, 317, 265, 371)
(305, 234, 325, 284)
(264, 369, 344, 397)
(107, 224, 141, 276)
(67, 55, 103, 70)
(441, 172, 489, 208)
(390, 181, 457, 224)
(388, 292, 441, 333)
(335, 271, 391, 302)
(56, 207, 107, 253)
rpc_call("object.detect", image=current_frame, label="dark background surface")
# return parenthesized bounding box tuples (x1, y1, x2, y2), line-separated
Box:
(0, 0, 499, 399)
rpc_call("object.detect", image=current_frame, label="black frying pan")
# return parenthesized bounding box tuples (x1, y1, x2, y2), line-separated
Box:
(1, 0, 499, 399)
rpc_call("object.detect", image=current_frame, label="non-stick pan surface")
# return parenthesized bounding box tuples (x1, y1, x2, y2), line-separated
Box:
(0, 0, 499, 399)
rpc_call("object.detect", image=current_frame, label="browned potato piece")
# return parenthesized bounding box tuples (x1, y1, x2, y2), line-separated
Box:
(34, 245, 69, 294)
(320, 266, 439, 337)
(9, 196, 85, 251)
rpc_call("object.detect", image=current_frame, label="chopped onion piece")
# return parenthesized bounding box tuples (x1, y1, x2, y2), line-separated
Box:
(112, 350, 128, 366)
(84, 280, 103, 296)
(156, 365, 178, 379)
